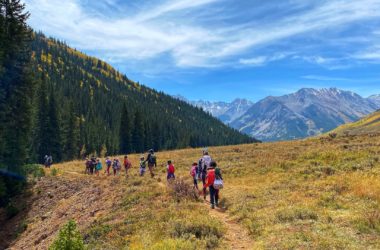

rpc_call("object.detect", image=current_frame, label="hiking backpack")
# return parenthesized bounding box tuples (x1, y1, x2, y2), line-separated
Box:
(148, 154, 156, 165)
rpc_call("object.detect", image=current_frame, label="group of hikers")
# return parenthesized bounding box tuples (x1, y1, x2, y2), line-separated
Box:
(84, 148, 223, 209)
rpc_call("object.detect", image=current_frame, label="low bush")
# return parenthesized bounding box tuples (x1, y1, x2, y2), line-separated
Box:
(276, 207, 318, 223)
(150, 239, 196, 250)
(169, 215, 224, 248)
(168, 178, 199, 202)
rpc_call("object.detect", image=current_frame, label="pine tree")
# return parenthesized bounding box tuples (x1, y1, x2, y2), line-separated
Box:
(131, 110, 144, 153)
(35, 76, 50, 163)
(47, 88, 62, 162)
(0, 0, 33, 206)
(119, 104, 131, 154)
(62, 102, 79, 160)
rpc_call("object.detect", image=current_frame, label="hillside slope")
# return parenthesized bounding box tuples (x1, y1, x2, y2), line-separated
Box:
(231, 88, 379, 141)
(2, 134, 380, 249)
(331, 110, 380, 136)
(29, 33, 254, 161)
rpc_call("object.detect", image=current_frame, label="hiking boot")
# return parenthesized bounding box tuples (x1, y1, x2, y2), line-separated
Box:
(211, 204, 215, 209)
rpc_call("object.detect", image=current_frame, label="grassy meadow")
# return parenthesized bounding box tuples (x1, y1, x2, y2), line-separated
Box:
(2, 133, 380, 249)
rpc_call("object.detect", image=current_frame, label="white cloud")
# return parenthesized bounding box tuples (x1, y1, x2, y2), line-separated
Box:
(23, 0, 380, 69)
(302, 75, 350, 81)
(239, 54, 287, 67)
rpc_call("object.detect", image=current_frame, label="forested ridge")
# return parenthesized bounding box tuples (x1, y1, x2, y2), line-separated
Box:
(0, 0, 255, 206)
(29, 33, 255, 163)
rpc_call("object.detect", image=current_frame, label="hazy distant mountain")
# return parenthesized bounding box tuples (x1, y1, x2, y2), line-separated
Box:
(173, 95, 254, 123)
(231, 88, 380, 141)
(368, 94, 380, 107)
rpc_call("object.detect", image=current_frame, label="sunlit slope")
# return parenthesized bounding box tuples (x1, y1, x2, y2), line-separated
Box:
(331, 110, 380, 136)
(2, 133, 380, 249)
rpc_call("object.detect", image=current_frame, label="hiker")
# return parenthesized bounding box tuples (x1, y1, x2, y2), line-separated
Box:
(167, 160, 175, 181)
(145, 149, 157, 178)
(124, 155, 132, 178)
(105, 157, 112, 175)
(44, 155, 48, 167)
(199, 149, 212, 199)
(139, 156, 146, 176)
(90, 156, 97, 175)
(112, 158, 120, 176)
(95, 159, 102, 176)
(205, 161, 219, 209)
(85, 158, 91, 174)
(190, 162, 199, 190)
(44, 155, 53, 168)
(48, 155, 53, 168)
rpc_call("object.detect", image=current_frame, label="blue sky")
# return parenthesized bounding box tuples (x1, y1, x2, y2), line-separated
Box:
(24, 0, 380, 102)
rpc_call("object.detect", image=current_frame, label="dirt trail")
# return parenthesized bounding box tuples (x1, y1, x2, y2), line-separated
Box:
(204, 201, 254, 249)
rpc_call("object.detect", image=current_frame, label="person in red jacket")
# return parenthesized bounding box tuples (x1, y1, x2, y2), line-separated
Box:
(205, 161, 218, 209)
(123, 155, 132, 178)
(167, 160, 175, 181)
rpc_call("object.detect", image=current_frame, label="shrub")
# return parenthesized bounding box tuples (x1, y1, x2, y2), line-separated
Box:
(169, 215, 224, 248)
(276, 208, 318, 223)
(150, 239, 196, 250)
(49, 220, 85, 250)
(329, 133, 337, 139)
(51, 168, 58, 176)
(23, 164, 45, 178)
(168, 178, 199, 202)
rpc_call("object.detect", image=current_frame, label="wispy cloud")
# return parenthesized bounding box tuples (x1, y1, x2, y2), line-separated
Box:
(23, 0, 380, 70)
(302, 75, 351, 81)
(239, 54, 287, 67)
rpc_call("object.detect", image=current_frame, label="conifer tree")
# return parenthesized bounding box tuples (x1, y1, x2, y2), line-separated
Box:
(0, 0, 33, 206)
(47, 88, 62, 161)
(119, 104, 131, 154)
(35, 76, 50, 163)
(132, 110, 144, 153)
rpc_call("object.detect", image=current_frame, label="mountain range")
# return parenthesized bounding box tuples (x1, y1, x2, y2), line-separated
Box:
(178, 88, 380, 141)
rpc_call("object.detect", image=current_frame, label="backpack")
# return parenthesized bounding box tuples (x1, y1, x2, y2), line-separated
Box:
(213, 179, 224, 189)
(190, 166, 196, 177)
(168, 164, 175, 174)
(148, 154, 156, 164)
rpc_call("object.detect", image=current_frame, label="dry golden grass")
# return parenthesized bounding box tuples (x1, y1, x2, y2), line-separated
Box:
(2, 133, 380, 249)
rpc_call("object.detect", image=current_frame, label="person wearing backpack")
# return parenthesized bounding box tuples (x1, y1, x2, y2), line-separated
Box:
(139, 156, 146, 176)
(199, 149, 212, 200)
(204, 161, 220, 209)
(124, 155, 132, 178)
(167, 160, 175, 181)
(95, 159, 102, 176)
(112, 158, 120, 176)
(145, 149, 157, 178)
(47, 155, 53, 168)
(85, 158, 91, 174)
(44, 155, 49, 168)
(90, 156, 97, 175)
(190, 162, 199, 190)
(105, 157, 112, 176)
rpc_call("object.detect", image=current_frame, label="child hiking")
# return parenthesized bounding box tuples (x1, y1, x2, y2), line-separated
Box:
(112, 158, 121, 176)
(124, 155, 132, 178)
(105, 157, 112, 175)
(204, 161, 219, 209)
(139, 156, 146, 176)
(167, 160, 175, 181)
(95, 159, 102, 176)
(190, 162, 199, 190)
